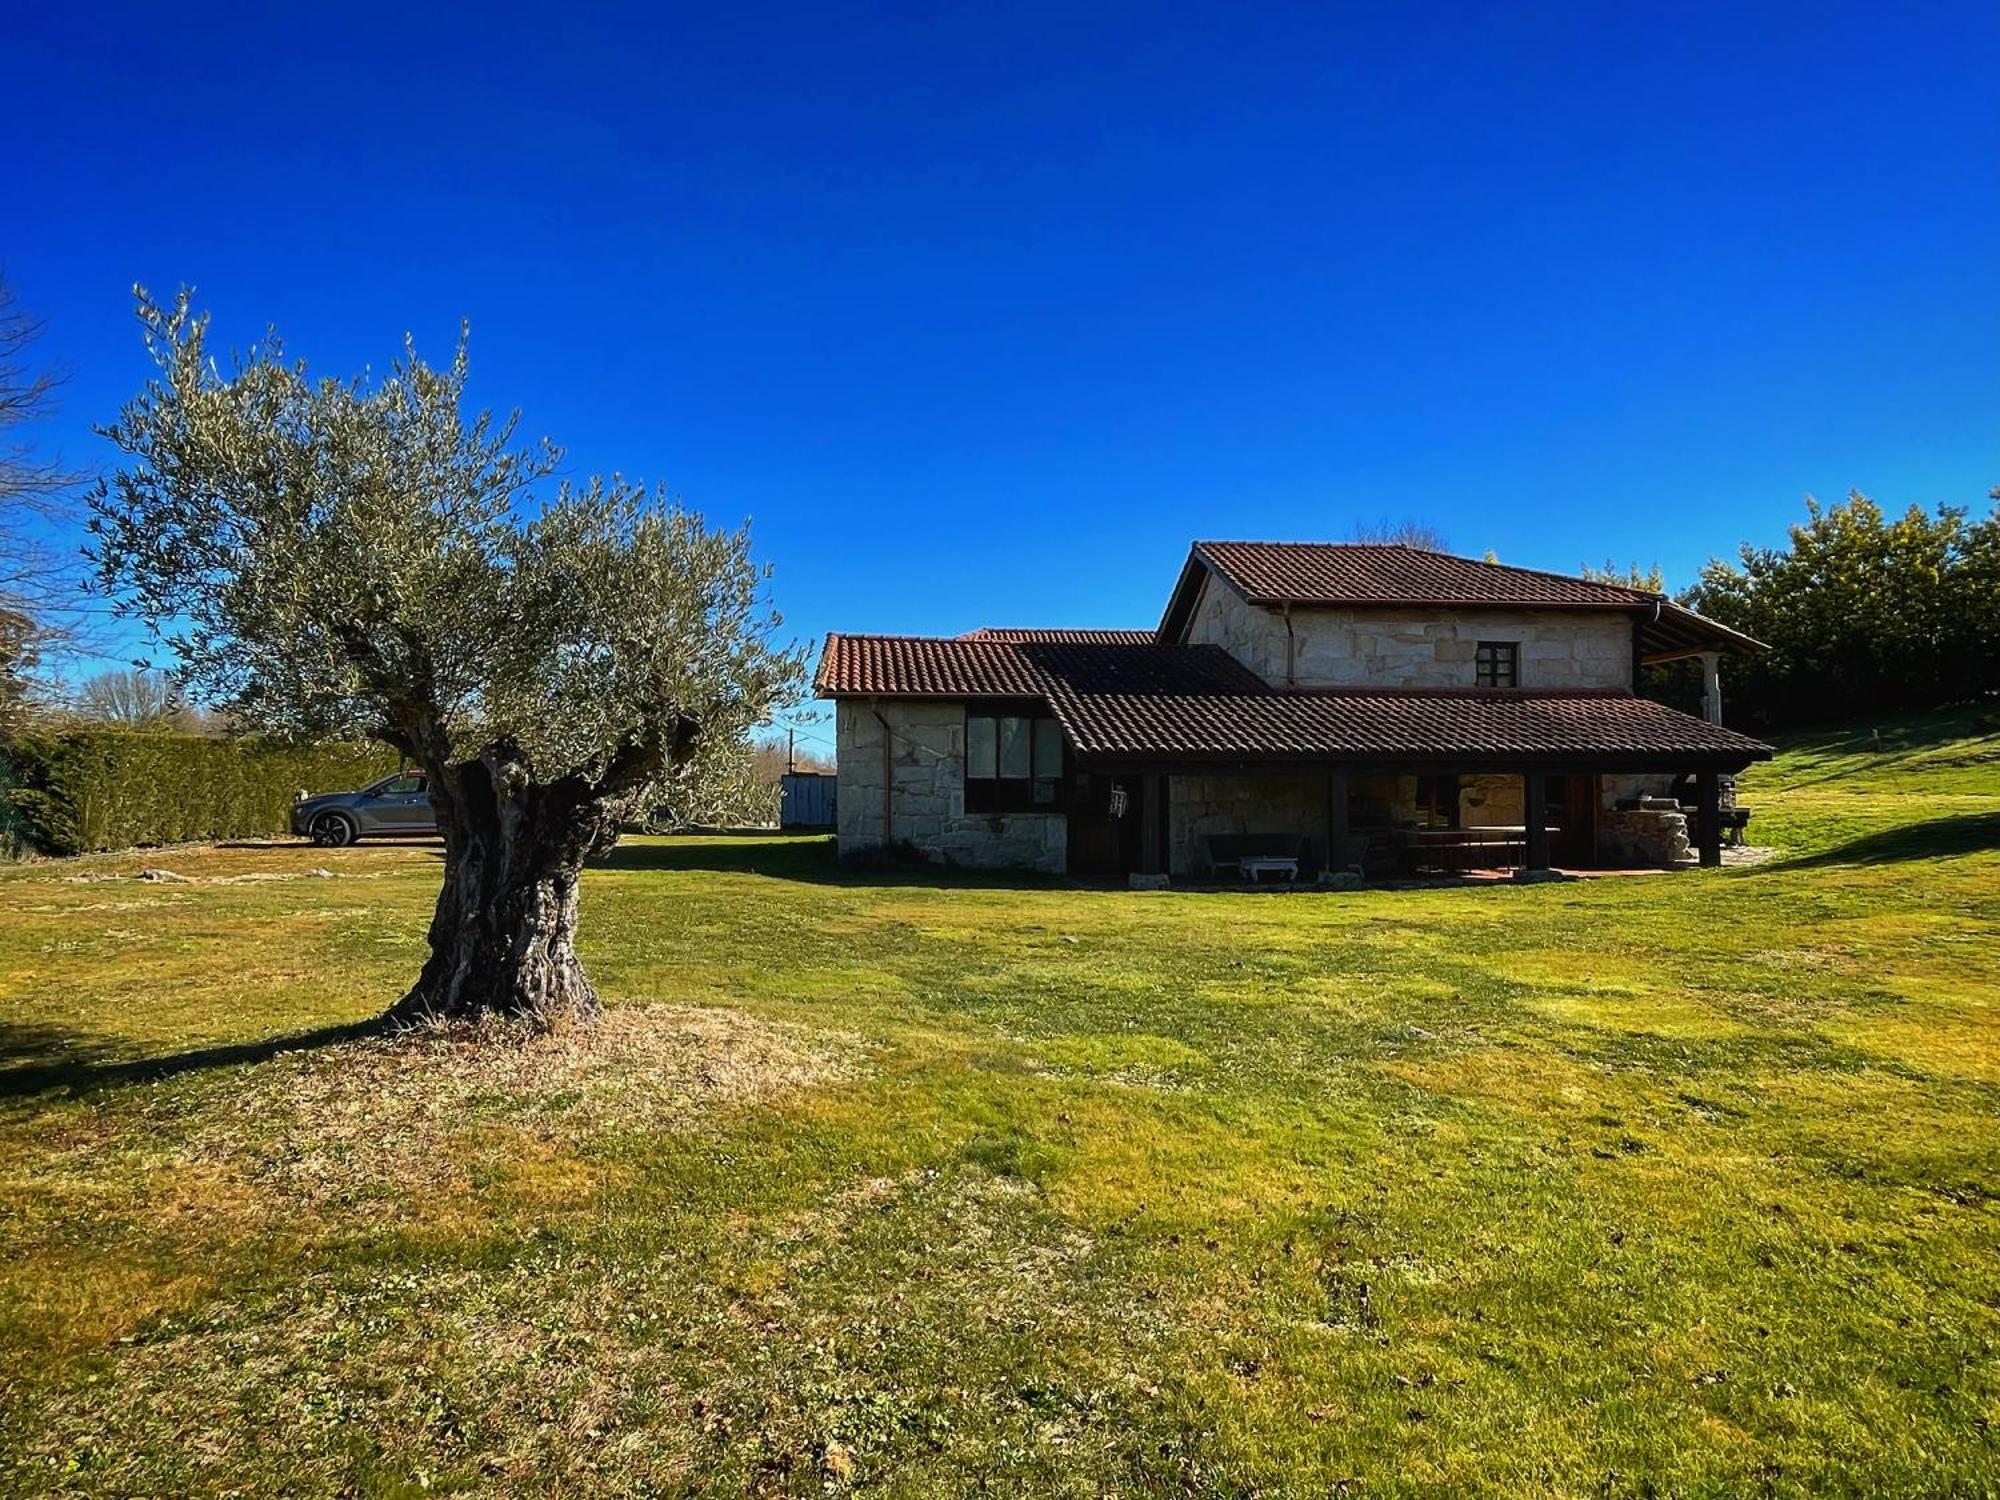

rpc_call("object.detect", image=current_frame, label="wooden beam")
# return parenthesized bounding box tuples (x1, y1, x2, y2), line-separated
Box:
(1326, 767, 1349, 871)
(1695, 769, 1722, 868)
(1138, 773, 1165, 875)
(1523, 772, 1550, 870)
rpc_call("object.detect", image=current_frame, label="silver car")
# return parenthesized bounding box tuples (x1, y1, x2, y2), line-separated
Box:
(291, 771, 436, 846)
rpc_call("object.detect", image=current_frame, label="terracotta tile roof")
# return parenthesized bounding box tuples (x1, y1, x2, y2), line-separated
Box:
(813, 633, 1260, 699)
(960, 628, 1156, 644)
(814, 634, 1048, 698)
(1159, 541, 1765, 658)
(816, 632, 1771, 766)
(1046, 688, 1772, 765)
(1190, 542, 1655, 608)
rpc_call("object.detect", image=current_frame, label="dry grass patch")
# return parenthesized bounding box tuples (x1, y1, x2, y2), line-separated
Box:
(180, 1004, 871, 1216)
(223, 1004, 864, 1208)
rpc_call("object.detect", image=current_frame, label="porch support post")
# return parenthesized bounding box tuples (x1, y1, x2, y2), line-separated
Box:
(1326, 766, 1349, 871)
(1695, 769, 1722, 867)
(1139, 773, 1166, 875)
(1522, 771, 1550, 871)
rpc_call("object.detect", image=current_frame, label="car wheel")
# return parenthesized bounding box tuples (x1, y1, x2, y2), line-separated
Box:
(312, 812, 359, 848)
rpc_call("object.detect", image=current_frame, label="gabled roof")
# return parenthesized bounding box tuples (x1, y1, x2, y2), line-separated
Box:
(1158, 541, 1765, 660)
(960, 628, 1156, 644)
(813, 633, 1262, 700)
(1194, 541, 1655, 609)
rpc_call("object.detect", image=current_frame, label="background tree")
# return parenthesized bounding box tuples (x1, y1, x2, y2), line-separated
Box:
(1580, 559, 1666, 592)
(0, 272, 92, 715)
(0, 280, 94, 676)
(73, 667, 187, 729)
(0, 606, 35, 737)
(1684, 489, 1999, 727)
(750, 730, 833, 783)
(1346, 518, 1449, 551)
(91, 289, 804, 1029)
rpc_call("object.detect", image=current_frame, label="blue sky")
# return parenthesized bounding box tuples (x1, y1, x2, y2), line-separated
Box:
(10, 2, 1999, 747)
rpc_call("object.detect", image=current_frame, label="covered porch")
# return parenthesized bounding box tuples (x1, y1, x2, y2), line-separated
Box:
(1045, 669, 1773, 888)
(1092, 760, 1740, 884)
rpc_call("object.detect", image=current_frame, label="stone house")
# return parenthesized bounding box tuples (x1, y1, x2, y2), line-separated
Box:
(814, 542, 1771, 882)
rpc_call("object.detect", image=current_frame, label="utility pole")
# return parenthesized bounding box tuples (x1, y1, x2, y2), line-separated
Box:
(787, 727, 795, 774)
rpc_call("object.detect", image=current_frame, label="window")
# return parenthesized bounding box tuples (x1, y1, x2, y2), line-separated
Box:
(1475, 640, 1519, 688)
(377, 773, 427, 796)
(967, 716, 997, 778)
(965, 710, 1066, 813)
(1415, 774, 1460, 830)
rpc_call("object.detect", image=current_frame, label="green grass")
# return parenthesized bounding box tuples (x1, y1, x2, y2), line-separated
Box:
(2, 712, 1998, 1497)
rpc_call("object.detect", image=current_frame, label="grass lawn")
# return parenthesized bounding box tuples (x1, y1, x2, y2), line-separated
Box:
(2, 711, 1997, 1497)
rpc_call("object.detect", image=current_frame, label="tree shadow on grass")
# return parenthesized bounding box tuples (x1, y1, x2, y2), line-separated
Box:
(589, 836, 1077, 890)
(1775, 811, 2000, 870)
(0, 1017, 383, 1105)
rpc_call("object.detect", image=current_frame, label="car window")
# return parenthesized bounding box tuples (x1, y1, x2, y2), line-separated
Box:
(382, 773, 426, 796)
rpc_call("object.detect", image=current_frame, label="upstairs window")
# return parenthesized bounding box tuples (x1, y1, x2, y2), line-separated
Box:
(965, 711, 1065, 813)
(1475, 640, 1519, 688)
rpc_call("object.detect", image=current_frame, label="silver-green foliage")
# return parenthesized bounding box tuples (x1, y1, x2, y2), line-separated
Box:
(89, 289, 804, 818)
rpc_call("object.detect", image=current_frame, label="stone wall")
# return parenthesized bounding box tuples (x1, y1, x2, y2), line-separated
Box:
(1598, 806, 1694, 867)
(1184, 575, 1634, 690)
(1184, 576, 1287, 680)
(1458, 772, 1524, 826)
(1599, 772, 1679, 810)
(834, 701, 1066, 872)
(1169, 773, 1329, 878)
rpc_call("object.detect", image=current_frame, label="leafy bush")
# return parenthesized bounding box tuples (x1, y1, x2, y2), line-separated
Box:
(0, 730, 398, 855)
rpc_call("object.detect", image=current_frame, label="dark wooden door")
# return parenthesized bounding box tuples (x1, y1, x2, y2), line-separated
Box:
(1557, 775, 1598, 867)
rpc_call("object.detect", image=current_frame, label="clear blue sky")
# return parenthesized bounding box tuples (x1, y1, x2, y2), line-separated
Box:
(11, 1, 1999, 747)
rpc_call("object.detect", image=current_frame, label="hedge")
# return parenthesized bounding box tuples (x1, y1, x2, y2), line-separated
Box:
(0, 730, 401, 856)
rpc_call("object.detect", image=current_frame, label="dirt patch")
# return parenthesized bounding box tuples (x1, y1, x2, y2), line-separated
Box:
(185, 1004, 871, 1212)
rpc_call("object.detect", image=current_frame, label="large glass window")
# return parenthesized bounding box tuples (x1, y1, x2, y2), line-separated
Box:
(965, 709, 1065, 813)
(966, 715, 997, 779)
(998, 716, 1031, 778)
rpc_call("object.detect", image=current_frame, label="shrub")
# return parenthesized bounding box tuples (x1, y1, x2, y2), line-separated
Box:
(0, 730, 399, 855)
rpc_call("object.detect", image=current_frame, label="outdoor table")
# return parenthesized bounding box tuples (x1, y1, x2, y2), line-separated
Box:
(1239, 856, 1299, 884)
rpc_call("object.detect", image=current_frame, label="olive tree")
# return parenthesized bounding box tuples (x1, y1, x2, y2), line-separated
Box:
(91, 289, 804, 1028)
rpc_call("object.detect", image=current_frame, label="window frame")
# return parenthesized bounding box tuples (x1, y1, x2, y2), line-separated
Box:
(964, 705, 1066, 814)
(1474, 640, 1520, 688)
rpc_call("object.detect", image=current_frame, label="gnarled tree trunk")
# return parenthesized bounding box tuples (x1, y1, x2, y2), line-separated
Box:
(384, 754, 622, 1030)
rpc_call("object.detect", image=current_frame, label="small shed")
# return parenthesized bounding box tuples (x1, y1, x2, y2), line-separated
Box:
(780, 771, 837, 829)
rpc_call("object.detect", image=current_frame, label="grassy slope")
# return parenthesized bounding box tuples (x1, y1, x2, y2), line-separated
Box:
(0, 712, 1996, 1497)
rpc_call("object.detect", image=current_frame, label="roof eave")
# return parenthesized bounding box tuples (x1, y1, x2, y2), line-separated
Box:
(1155, 546, 1219, 642)
(1636, 600, 1769, 662)
(1071, 746, 1771, 773)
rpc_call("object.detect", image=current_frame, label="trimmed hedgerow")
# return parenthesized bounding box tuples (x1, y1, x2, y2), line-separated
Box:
(0, 730, 399, 855)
